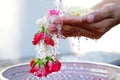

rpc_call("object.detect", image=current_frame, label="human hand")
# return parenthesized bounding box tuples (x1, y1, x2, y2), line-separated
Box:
(48, 3, 120, 39)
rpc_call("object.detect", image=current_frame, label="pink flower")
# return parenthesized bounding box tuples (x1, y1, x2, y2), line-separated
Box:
(36, 65, 48, 77)
(48, 58, 61, 72)
(48, 9, 60, 16)
(30, 64, 49, 77)
(29, 59, 39, 74)
(29, 65, 39, 73)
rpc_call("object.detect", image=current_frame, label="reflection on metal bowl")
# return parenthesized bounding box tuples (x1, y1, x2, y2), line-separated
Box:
(0, 62, 120, 80)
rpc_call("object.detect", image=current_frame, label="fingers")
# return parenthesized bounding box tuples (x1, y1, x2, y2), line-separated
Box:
(48, 22, 104, 39)
(53, 3, 116, 26)
(84, 18, 115, 34)
(48, 24, 102, 39)
(47, 3, 116, 39)
(47, 24, 58, 34)
(54, 3, 114, 26)
(60, 18, 116, 39)
(85, 3, 114, 23)
(48, 17, 115, 39)
(54, 16, 84, 27)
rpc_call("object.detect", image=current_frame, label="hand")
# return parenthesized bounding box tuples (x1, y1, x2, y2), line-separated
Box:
(48, 3, 120, 39)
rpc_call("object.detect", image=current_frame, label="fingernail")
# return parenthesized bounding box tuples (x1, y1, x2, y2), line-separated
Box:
(87, 14, 94, 23)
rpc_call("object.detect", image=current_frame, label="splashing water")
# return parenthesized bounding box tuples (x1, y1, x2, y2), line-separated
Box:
(54, 0, 63, 10)
(26, 0, 63, 79)
(26, 0, 97, 79)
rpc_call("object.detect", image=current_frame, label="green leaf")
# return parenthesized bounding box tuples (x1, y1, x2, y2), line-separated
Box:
(37, 58, 42, 62)
(33, 61, 38, 66)
(51, 58, 56, 63)
(45, 56, 56, 64)
(41, 25, 45, 32)
(36, 58, 44, 68)
(45, 56, 50, 61)
(38, 63, 41, 68)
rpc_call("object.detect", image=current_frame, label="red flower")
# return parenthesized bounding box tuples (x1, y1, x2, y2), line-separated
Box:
(30, 59, 35, 67)
(32, 32, 54, 46)
(32, 32, 45, 45)
(29, 57, 61, 78)
(29, 59, 51, 77)
(48, 58, 61, 72)
(44, 35, 54, 46)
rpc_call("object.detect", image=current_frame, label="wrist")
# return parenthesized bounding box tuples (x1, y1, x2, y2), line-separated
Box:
(115, 5, 120, 24)
(118, 6, 120, 23)
(108, 3, 120, 24)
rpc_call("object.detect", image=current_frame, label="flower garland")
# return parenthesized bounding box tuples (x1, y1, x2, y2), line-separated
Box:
(29, 4, 91, 77)
(30, 9, 61, 77)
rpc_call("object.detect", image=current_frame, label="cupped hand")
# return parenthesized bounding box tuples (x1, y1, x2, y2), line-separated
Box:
(48, 3, 120, 39)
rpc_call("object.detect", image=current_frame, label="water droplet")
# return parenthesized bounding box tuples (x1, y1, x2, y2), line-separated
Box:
(78, 40, 80, 44)
(61, 57, 64, 60)
(80, 75, 83, 78)
(74, 57, 78, 61)
(77, 57, 81, 60)
(57, 52, 60, 54)
(77, 45, 80, 47)
(68, 75, 71, 78)
(73, 63, 76, 66)
(95, 39, 98, 42)
(72, 43, 75, 46)
(86, 38, 88, 40)
(78, 48, 80, 51)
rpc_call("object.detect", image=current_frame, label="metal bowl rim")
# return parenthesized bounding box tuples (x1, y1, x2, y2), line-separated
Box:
(0, 61, 120, 80)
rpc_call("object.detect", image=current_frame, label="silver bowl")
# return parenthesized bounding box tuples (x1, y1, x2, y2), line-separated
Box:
(1, 62, 120, 80)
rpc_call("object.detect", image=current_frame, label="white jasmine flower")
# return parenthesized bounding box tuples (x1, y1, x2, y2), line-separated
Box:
(36, 16, 47, 26)
(66, 6, 92, 16)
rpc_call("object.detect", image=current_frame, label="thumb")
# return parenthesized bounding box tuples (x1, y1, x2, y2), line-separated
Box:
(87, 4, 114, 23)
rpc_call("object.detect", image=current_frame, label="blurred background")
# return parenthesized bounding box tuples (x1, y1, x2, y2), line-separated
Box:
(0, 0, 120, 71)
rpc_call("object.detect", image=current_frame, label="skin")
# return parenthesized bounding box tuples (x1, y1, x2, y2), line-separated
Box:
(48, 0, 120, 39)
